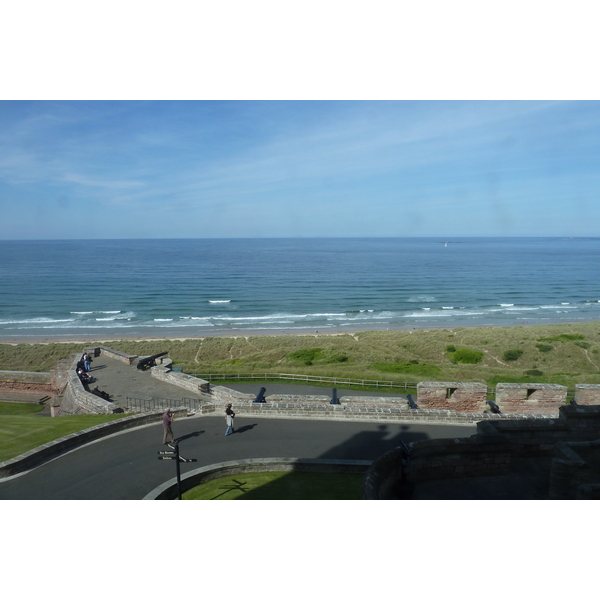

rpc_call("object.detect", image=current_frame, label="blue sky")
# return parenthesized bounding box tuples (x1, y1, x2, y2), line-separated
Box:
(1, 100, 599, 239)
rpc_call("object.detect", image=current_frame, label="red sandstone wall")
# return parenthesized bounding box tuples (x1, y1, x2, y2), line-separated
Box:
(417, 382, 487, 412)
(495, 383, 567, 415)
(574, 385, 600, 406)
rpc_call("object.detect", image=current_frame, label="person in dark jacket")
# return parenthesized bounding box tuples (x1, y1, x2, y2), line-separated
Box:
(225, 404, 235, 436)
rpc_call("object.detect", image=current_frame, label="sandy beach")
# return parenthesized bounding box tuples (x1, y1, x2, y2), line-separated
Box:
(0, 321, 531, 346)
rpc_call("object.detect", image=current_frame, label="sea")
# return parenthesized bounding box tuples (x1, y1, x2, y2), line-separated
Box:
(1, 237, 600, 340)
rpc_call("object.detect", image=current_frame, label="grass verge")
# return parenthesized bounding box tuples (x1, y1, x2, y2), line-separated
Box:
(0, 401, 45, 415)
(0, 412, 128, 463)
(182, 471, 364, 500)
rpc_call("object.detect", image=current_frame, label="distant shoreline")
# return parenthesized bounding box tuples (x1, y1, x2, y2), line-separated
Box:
(0, 320, 597, 345)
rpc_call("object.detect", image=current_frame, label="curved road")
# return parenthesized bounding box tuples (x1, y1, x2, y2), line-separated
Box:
(0, 414, 475, 499)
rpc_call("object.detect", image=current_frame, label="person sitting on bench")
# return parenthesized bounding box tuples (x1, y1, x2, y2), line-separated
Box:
(77, 367, 92, 384)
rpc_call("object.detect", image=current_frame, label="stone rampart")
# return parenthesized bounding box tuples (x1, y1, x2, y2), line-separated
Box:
(0, 370, 53, 385)
(407, 434, 511, 482)
(417, 382, 487, 412)
(476, 404, 600, 456)
(574, 384, 600, 406)
(96, 346, 137, 364)
(365, 404, 600, 499)
(151, 364, 211, 394)
(549, 439, 600, 500)
(495, 383, 567, 415)
(363, 427, 511, 499)
(476, 418, 567, 456)
(57, 355, 117, 415)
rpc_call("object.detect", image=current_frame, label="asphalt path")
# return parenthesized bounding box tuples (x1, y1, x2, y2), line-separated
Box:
(0, 414, 475, 499)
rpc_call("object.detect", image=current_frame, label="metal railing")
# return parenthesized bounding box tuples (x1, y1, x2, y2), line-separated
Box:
(124, 396, 204, 413)
(193, 372, 418, 392)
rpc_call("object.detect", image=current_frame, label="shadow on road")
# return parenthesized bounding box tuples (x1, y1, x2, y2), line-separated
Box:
(176, 430, 205, 443)
(234, 424, 258, 434)
(196, 423, 437, 500)
(318, 424, 428, 461)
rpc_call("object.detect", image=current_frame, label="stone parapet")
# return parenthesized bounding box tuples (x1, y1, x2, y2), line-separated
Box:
(97, 346, 137, 364)
(417, 381, 487, 412)
(151, 365, 210, 394)
(574, 384, 600, 406)
(549, 439, 600, 500)
(365, 404, 600, 498)
(57, 355, 117, 415)
(408, 435, 511, 482)
(495, 383, 567, 415)
(0, 370, 53, 385)
(477, 404, 600, 456)
(228, 401, 525, 425)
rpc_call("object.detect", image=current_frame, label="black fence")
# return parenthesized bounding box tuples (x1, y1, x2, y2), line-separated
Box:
(124, 396, 204, 413)
(193, 372, 418, 392)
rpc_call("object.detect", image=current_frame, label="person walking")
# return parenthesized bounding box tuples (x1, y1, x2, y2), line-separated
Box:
(83, 352, 92, 373)
(162, 409, 175, 445)
(225, 403, 235, 436)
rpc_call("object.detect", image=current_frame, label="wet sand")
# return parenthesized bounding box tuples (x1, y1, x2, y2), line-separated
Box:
(0, 320, 596, 346)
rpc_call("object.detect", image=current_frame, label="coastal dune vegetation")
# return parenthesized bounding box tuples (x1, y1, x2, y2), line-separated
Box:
(2, 322, 600, 390)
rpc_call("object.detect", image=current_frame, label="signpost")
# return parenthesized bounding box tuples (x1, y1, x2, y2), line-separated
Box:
(158, 443, 197, 500)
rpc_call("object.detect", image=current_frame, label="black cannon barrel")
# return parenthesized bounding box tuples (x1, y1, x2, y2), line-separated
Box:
(253, 387, 267, 403)
(330, 388, 340, 405)
(137, 351, 169, 370)
(407, 394, 418, 409)
(487, 399, 501, 414)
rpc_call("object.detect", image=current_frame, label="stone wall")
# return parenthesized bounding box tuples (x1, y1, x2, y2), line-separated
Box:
(364, 404, 600, 499)
(407, 434, 511, 482)
(549, 440, 600, 500)
(151, 363, 211, 394)
(363, 427, 511, 498)
(96, 346, 137, 365)
(417, 382, 487, 412)
(495, 383, 567, 415)
(476, 418, 567, 456)
(0, 370, 52, 385)
(574, 384, 600, 406)
(477, 404, 600, 456)
(57, 355, 117, 416)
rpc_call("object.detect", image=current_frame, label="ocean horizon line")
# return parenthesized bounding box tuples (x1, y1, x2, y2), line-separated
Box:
(1, 235, 599, 243)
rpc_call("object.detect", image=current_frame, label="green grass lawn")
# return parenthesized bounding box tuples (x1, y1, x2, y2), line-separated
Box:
(0, 403, 128, 463)
(182, 471, 364, 500)
(0, 401, 45, 415)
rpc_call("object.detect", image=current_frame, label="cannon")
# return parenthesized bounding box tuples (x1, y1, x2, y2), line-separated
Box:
(487, 399, 501, 414)
(406, 394, 418, 409)
(253, 387, 267, 403)
(137, 351, 169, 371)
(330, 388, 340, 405)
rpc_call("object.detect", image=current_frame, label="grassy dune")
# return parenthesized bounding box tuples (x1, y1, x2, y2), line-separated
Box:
(2, 322, 600, 390)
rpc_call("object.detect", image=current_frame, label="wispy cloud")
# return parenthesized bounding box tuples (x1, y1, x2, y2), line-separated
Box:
(0, 100, 599, 238)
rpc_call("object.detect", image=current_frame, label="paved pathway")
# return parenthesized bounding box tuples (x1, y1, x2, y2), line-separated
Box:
(86, 354, 204, 411)
(0, 413, 475, 499)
